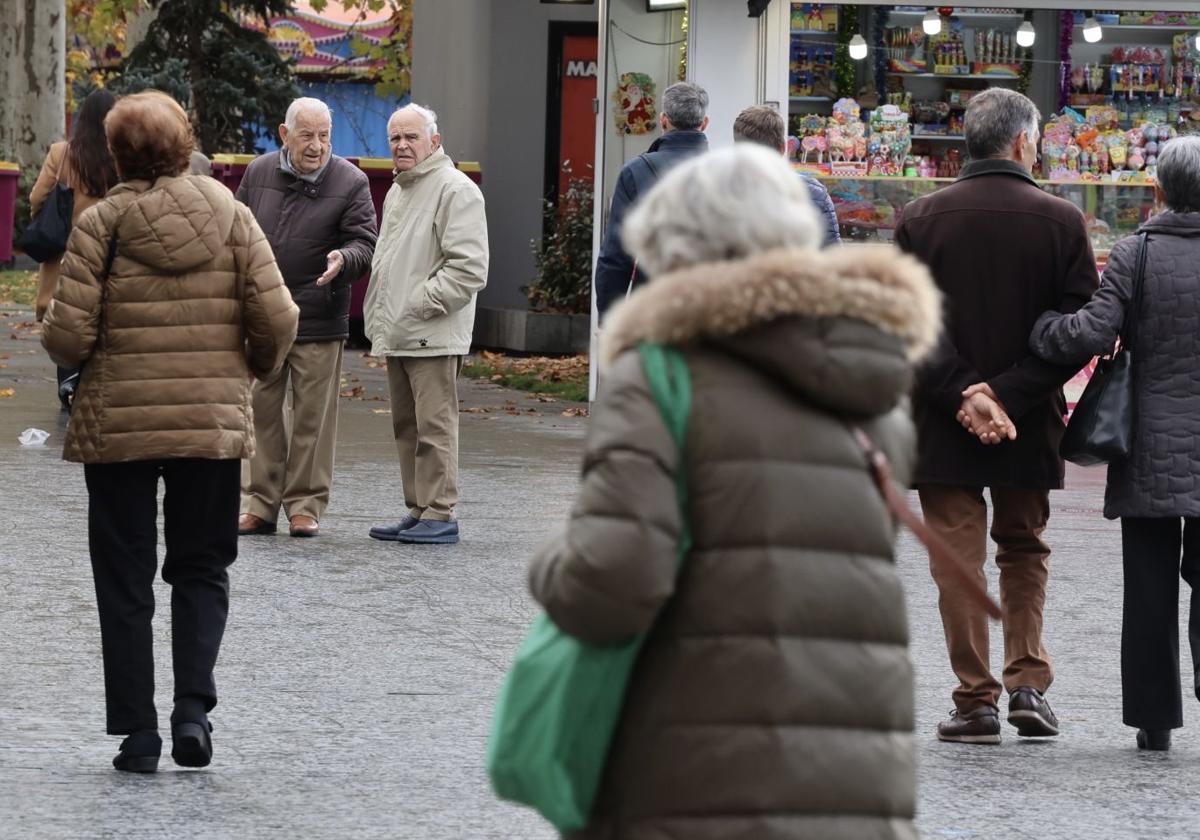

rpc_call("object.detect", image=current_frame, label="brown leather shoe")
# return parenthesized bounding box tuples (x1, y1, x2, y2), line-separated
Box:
(936, 707, 1001, 744)
(238, 513, 276, 536)
(289, 515, 319, 538)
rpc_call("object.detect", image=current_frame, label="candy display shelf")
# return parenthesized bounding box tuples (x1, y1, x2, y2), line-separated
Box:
(809, 174, 1158, 251)
(790, 96, 833, 102)
(1073, 24, 1200, 32)
(886, 72, 1021, 80)
(888, 10, 1022, 22)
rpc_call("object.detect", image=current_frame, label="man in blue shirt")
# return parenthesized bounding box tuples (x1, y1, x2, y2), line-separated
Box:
(733, 104, 841, 248)
(594, 82, 710, 320)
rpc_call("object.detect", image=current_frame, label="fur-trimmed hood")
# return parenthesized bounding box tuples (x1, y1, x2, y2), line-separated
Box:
(602, 246, 941, 418)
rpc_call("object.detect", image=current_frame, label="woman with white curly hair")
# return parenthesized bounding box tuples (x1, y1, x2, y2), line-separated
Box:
(526, 143, 940, 839)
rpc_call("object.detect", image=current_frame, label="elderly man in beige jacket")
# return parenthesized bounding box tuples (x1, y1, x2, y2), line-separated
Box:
(366, 104, 489, 545)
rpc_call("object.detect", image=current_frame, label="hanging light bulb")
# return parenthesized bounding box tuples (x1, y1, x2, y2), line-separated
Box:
(1016, 12, 1036, 48)
(922, 8, 942, 36)
(848, 33, 868, 61)
(1194, 31, 1200, 51)
(1082, 12, 1102, 44)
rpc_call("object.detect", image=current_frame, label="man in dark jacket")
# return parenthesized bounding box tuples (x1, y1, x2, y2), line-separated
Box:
(594, 82, 709, 319)
(236, 97, 378, 538)
(732, 104, 840, 246)
(895, 88, 1100, 745)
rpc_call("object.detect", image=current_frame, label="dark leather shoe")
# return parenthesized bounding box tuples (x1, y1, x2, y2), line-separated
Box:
(396, 519, 460, 544)
(1137, 728, 1171, 751)
(369, 515, 420, 541)
(936, 707, 1001, 744)
(171, 719, 214, 768)
(113, 729, 161, 773)
(1008, 686, 1060, 737)
(238, 513, 276, 536)
(289, 515, 319, 537)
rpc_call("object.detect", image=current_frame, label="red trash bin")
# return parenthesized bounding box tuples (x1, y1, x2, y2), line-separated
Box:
(347, 156, 394, 339)
(0, 161, 20, 264)
(210, 153, 256, 195)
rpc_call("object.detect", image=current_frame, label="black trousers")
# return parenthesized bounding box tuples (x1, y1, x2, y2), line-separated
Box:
(1120, 517, 1200, 730)
(84, 458, 239, 735)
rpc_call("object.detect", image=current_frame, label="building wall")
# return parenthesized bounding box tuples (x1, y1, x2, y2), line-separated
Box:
(414, 0, 596, 311)
(597, 0, 687, 231)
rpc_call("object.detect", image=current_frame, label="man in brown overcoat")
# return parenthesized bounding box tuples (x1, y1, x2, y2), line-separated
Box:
(896, 88, 1100, 744)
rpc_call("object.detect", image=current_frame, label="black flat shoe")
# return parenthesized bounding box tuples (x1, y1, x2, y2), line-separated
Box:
(1136, 728, 1171, 751)
(171, 720, 214, 768)
(113, 729, 161, 773)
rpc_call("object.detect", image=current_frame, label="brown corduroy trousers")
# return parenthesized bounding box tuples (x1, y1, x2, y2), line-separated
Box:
(918, 484, 1054, 712)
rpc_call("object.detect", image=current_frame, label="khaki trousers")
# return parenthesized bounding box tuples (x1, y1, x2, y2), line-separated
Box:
(242, 340, 344, 523)
(918, 484, 1054, 713)
(386, 355, 462, 521)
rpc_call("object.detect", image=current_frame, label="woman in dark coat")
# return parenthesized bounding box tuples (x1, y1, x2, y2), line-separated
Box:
(1030, 135, 1200, 751)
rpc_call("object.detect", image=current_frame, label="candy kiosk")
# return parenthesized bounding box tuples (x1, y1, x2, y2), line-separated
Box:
(782, 3, 1200, 260)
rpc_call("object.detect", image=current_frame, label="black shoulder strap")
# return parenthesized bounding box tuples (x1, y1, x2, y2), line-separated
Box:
(1121, 232, 1149, 351)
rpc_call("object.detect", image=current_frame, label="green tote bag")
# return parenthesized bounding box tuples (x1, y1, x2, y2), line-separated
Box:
(486, 343, 693, 833)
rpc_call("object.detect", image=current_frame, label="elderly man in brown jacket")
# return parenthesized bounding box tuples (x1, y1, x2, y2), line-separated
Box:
(896, 88, 1100, 745)
(237, 97, 378, 538)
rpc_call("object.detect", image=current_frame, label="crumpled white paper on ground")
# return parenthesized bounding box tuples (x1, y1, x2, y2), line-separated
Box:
(18, 428, 50, 447)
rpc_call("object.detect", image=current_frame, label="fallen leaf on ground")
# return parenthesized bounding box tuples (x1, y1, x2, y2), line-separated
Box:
(461, 406, 492, 414)
(0, 388, 14, 398)
(371, 408, 391, 415)
(536, 396, 557, 402)
(561, 407, 588, 418)
(339, 386, 364, 398)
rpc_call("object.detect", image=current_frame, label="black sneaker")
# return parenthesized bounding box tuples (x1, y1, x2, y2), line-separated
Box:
(113, 729, 161, 773)
(1136, 728, 1171, 751)
(936, 707, 1001, 744)
(171, 718, 214, 768)
(1007, 686, 1060, 737)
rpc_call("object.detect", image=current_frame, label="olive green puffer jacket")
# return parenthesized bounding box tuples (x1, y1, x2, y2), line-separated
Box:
(529, 246, 940, 840)
(42, 174, 299, 464)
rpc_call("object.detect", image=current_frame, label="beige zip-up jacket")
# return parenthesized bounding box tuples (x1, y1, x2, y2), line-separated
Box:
(366, 148, 488, 357)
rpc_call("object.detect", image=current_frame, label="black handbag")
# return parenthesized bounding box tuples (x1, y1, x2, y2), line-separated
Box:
(1059, 231, 1149, 466)
(19, 154, 75, 262)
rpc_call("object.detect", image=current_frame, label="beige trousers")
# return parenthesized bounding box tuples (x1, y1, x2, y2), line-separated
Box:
(918, 484, 1054, 713)
(386, 355, 463, 521)
(242, 340, 344, 523)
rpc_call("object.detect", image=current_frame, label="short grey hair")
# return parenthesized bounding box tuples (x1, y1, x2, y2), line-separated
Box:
(964, 88, 1040, 160)
(622, 144, 820, 277)
(662, 82, 709, 131)
(1157, 136, 1200, 213)
(390, 103, 439, 139)
(285, 97, 332, 131)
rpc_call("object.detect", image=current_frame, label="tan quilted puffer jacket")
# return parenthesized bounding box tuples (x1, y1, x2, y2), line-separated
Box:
(41, 174, 299, 464)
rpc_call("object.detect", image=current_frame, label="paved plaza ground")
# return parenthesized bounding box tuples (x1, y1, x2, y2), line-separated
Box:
(3, 306, 1200, 839)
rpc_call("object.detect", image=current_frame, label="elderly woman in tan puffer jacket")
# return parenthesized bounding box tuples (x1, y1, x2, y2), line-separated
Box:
(529, 144, 940, 840)
(41, 91, 299, 774)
